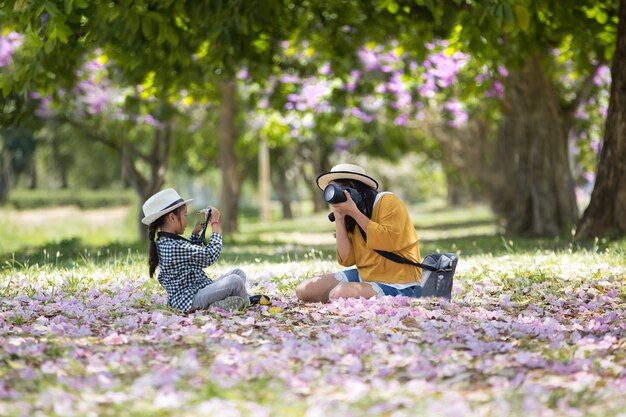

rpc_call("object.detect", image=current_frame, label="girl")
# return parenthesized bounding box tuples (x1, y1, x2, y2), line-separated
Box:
(296, 163, 422, 302)
(142, 188, 249, 312)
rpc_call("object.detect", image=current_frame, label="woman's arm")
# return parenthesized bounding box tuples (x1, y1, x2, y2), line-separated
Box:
(332, 191, 364, 264)
(334, 214, 352, 263)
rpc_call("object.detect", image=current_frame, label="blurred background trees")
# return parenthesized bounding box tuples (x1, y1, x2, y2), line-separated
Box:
(0, 0, 624, 239)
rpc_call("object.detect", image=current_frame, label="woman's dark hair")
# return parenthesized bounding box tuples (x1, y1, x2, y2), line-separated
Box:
(334, 179, 378, 233)
(148, 205, 184, 278)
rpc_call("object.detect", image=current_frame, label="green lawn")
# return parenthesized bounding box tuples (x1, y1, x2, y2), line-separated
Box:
(1, 203, 625, 416)
(2, 202, 620, 267)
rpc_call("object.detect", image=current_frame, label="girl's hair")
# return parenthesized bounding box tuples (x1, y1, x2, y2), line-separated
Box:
(334, 179, 378, 233)
(148, 205, 185, 278)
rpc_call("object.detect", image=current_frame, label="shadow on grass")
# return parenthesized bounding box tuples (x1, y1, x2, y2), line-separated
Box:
(419, 234, 606, 257)
(415, 218, 498, 232)
(1, 238, 147, 269)
(2, 233, 618, 270)
(1, 237, 338, 269)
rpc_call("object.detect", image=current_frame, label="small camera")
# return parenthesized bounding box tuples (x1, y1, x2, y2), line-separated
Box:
(198, 208, 213, 244)
(198, 208, 212, 223)
(323, 184, 363, 222)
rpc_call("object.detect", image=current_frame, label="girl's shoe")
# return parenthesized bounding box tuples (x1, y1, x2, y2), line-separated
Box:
(249, 294, 272, 305)
(210, 296, 249, 311)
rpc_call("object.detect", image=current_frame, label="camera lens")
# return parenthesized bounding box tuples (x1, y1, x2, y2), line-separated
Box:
(323, 185, 336, 202)
(324, 184, 346, 204)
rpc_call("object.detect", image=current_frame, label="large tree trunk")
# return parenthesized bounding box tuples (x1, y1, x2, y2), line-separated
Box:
(576, 0, 626, 239)
(219, 79, 241, 234)
(493, 56, 578, 237)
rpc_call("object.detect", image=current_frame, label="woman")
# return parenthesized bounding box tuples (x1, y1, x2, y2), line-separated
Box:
(296, 163, 422, 302)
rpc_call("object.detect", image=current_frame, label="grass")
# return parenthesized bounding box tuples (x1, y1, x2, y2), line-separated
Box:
(2, 202, 622, 268)
(1, 202, 625, 416)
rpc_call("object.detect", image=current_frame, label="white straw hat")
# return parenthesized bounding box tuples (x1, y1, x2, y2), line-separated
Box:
(141, 188, 193, 226)
(316, 163, 379, 191)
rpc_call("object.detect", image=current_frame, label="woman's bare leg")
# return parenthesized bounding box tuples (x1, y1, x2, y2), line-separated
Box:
(328, 282, 378, 300)
(296, 273, 341, 303)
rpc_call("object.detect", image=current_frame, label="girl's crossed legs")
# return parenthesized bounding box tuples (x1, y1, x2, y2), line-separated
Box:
(191, 268, 249, 310)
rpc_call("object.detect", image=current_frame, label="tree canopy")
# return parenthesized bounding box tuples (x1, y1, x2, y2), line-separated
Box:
(1, 0, 624, 238)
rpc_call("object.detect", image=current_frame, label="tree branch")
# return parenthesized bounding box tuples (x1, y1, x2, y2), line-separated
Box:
(59, 114, 154, 161)
(562, 61, 604, 126)
(59, 115, 121, 152)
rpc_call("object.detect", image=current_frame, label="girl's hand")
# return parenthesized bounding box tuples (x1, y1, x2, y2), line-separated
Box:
(195, 210, 208, 226)
(193, 206, 221, 234)
(206, 206, 221, 222)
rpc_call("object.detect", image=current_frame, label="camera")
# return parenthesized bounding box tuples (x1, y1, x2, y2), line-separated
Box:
(324, 184, 363, 222)
(198, 208, 212, 223)
(198, 208, 212, 244)
(324, 183, 363, 205)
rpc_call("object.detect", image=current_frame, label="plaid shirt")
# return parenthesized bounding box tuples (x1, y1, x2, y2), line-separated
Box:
(156, 231, 222, 312)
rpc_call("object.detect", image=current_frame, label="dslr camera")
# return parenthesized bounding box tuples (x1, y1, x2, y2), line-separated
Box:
(323, 183, 364, 222)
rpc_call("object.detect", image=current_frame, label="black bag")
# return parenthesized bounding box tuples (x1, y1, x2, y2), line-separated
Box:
(374, 250, 458, 300)
(357, 227, 458, 299)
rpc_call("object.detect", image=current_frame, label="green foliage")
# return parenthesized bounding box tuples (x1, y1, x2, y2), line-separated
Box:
(2, 0, 298, 103)
(0, 0, 92, 95)
(453, 0, 619, 70)
(294, 0, 454, 71)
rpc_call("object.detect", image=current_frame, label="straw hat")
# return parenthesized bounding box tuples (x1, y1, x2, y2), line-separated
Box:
(316, 163, 379, 191)
(141, 188, 193, 226)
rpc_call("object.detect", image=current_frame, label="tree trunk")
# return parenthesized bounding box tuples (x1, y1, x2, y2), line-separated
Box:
(445, 173, 463, 206)
(59, 164, 69, 189)
(301, 140, 332, 213)
(576, 0, 626, 239)
(26, 152, 37, 189)
(493, 56, 578, 237)
(123, 123, 170, 240)
(0, 147, 11, 205)
(259, 137, 271, 222)
(439, 134, 465, 206)
(219, 79, 240, 234)
(60, 101, 171, 240)
(50, 134, 71, 189)
(276, 185, 293, 219)
(270, 146, 294, 220)
(420, 113, 492, 206)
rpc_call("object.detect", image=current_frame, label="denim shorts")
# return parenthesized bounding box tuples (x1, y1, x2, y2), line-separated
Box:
(334, 268, 422, 298)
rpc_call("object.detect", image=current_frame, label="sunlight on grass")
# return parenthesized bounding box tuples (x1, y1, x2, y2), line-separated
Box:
(0, 202, 625, 416)
(0, 206, 137, 254)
